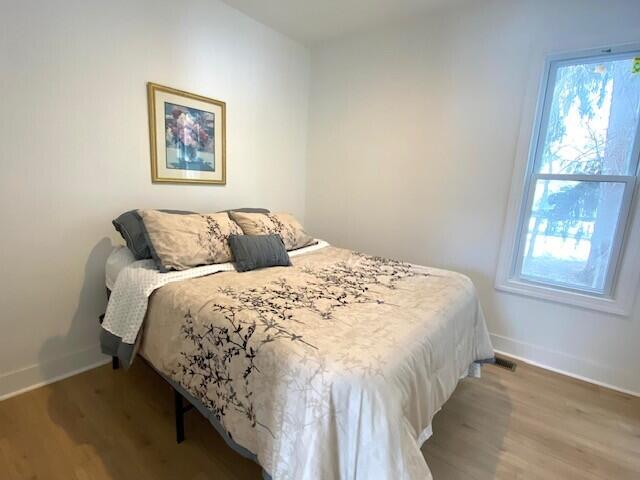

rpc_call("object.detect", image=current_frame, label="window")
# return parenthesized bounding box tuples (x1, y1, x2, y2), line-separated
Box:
(496, 44, 640, 314)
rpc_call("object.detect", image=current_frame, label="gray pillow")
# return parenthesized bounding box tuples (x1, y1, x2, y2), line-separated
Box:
(228, 234, 291, 272)
(219, 208, 270, 215)
(113, 207, 269, 260)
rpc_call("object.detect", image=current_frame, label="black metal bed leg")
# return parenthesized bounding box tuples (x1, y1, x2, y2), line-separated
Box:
(175, 388, 185, 444)
(173, 387, 194, 444)
(112, 356, 120, 370)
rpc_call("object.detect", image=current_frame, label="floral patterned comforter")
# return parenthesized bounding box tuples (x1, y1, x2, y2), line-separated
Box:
(139, 246, 494, 480)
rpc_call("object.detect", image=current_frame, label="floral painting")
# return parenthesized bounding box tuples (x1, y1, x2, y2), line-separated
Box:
(148, 83, 226, 185)
(164, 102, 215, 172)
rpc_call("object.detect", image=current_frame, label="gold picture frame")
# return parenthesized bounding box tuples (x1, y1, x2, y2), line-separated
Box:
(147, 82, 226, 185)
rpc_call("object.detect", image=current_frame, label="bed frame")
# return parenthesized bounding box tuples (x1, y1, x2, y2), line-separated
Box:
(109, 348, 193, 443)
(100, 291, 193, 444)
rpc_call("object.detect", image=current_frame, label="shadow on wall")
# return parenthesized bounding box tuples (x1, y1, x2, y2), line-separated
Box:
(37, 237, 114, 381)
(464, 267, 503, 332)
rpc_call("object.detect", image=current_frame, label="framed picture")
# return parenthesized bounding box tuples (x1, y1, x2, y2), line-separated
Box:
(147, 82, 226, 185)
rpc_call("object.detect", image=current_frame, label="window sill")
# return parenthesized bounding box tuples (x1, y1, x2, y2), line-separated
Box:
(494, 277, 630, 316)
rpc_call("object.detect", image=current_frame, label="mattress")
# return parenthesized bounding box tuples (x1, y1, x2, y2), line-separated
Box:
(134, 245, 494, 480)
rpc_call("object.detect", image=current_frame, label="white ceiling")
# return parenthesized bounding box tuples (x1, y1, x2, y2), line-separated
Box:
(221, 0, 465, 45)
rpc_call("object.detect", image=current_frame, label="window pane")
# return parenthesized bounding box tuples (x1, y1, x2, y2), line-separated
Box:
(537, 57, 640, 175)
(520, 180, 625, 292)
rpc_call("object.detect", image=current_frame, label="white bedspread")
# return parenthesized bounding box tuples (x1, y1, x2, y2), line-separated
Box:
(137, 247, 494, 480)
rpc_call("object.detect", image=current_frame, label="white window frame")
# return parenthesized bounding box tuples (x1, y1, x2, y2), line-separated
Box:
(495, 43, 640, 316)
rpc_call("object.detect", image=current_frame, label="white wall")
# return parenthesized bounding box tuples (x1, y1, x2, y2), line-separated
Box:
(306, 0, 640, 394)
(0, 0, 309, 398)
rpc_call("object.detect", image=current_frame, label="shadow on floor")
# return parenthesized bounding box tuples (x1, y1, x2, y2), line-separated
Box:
(44, 360, 262, 479)
(422, 365, 513, 479)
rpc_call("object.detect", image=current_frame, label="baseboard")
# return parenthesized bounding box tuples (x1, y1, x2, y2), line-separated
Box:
(490, 333, 640, 397)
(0, 345, 111, 401)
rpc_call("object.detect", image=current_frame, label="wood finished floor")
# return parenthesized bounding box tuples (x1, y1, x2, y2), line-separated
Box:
(0, 359, 638, 480)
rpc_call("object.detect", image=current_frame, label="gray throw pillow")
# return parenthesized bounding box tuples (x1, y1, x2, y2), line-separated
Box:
(112, 207, 269, 260)
(228, 234, 291, 272)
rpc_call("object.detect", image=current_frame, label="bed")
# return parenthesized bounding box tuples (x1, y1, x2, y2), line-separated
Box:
(101, 240, 494, 480)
